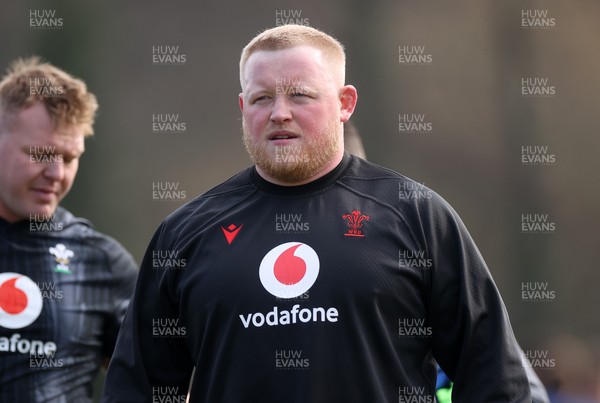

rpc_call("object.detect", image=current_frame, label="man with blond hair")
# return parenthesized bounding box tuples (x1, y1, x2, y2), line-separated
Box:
(103, 25, 531, 402)
(0, 57, 137, 402)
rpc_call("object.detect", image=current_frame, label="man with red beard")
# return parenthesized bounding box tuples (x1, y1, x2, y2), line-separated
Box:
(103, 25, 531, 402)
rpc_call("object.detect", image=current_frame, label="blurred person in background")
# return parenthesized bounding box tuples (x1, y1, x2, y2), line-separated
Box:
(540, 334, 600, 403)
(0, 57, 138, 402)
(343, 120, 366, 160)
(103, 25, 531, 402)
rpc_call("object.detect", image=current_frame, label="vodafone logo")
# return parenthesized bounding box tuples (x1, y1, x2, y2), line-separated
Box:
(0, 273, 43, 329)
(240, 243, 338, 329)
(259, 242, 319, 299)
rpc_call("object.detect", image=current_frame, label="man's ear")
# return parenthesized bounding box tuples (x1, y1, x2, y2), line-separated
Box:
(239, 93, 244, 113)
(339, 85, 358, 123)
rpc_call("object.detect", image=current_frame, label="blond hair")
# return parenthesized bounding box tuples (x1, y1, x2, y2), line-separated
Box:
(0, 57, 98, 136)
(240, 25, 346, 88)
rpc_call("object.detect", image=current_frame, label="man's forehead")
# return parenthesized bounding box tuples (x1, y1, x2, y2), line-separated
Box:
(246, 45, 325, 67)
(8, 106, 86, 152)
(22, 131, 85, 153)
(43, 126, 86, 153)
(244, 46, 329, 85)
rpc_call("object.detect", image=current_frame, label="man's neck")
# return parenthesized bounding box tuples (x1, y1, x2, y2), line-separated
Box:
(255, 149, 345, 186)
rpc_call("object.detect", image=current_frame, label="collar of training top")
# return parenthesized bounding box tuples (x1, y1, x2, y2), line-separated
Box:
(250, 153, 351, 196)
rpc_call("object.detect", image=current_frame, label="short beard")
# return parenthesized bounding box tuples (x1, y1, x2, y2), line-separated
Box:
(242, 119, 341, 184)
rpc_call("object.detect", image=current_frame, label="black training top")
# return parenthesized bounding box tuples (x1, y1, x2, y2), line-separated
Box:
(103, 154, 531, 402)
(0, 207, 137, 402)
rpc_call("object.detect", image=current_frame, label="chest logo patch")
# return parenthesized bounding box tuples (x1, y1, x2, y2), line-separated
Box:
(221, 224, 243, 245)
(49, 243, 74, 274)
(0, 273, 43, 329)
(259, 242, 319, 299)
(342, 210, 370, 237)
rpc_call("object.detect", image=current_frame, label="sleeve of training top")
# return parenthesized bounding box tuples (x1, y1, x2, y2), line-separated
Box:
(99, 236, 139, 359)
(419, 193, 532, 402)
(101, 223, 194, 403)
(524, 352, 551, 403)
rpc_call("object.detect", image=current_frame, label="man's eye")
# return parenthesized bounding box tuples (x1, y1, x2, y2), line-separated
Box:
(253, 96, 270, 103)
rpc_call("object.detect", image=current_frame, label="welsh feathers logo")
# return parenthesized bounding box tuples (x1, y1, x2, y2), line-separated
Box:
(342, 210, 369, 237)
(259, 242, 319, 299)
(49, 243, 74, 274)
(0, 273, 43, 329)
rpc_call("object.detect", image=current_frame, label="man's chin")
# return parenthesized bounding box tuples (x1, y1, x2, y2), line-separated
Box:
(259, 161, 319, 184)
(25, 204, 59, 220)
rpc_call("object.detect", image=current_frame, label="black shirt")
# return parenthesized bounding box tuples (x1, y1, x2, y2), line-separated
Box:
(0, 207, 137, 402)
(103, 154, 530, 402)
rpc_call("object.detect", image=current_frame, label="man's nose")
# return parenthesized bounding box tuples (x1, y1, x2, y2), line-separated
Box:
(270, 96, 293, 123)
(43, 159, 65, 181)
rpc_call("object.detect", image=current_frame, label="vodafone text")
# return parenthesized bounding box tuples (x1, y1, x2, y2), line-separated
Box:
(239, 304, 338, 328)
(0, 333, 56, 356)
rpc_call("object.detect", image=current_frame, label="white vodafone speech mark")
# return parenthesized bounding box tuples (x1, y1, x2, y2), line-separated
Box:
(0, 273, 43, 329)
(259, 242, 319, 299)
